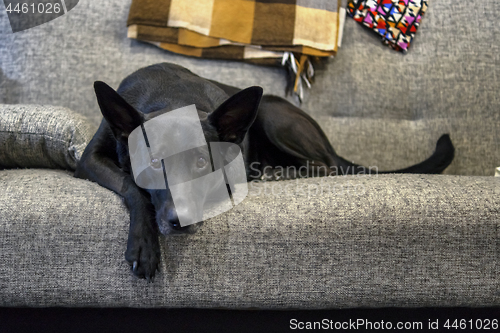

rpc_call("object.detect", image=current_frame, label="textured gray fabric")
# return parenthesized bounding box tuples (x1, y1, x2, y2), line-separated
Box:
(302, 1, 500, 122)
(1, 0, 499, 310)
(0, 169, 498, 308)
(2, 0, 498, 123)
(0, 0, 288, 127)
(317, 116, 500, 177)
(0, 104, 97, 170)
(1, 1, 499, 176)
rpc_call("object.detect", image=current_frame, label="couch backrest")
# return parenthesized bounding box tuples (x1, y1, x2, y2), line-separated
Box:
(0, 1, 498, 175)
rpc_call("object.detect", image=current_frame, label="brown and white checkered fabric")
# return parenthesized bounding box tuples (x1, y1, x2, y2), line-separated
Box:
(127, 0, 346, 62)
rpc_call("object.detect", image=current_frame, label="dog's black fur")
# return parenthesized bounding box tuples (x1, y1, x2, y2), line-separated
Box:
(75, 63, 455, 281)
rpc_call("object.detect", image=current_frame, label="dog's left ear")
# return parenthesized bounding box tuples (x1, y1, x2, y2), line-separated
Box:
(208, 86, 263, 144)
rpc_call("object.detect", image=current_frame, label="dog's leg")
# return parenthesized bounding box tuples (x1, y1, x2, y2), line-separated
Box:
(247, 95, 345, 181)
(76, 143, 160, 281)
(251, 95, 454, 177)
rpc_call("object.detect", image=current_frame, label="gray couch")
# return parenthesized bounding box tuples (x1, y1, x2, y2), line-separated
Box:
(0, 0, 498, 308)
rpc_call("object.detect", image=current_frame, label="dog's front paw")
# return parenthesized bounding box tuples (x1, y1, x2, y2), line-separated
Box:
(125, 229, 161, 282)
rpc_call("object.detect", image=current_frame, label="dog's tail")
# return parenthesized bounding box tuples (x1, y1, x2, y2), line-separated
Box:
(335, 134, 455, 175)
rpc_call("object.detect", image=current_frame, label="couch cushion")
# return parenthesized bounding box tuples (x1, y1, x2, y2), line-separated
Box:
(0, 104, 97, 170)
(0, 169, 498, 308)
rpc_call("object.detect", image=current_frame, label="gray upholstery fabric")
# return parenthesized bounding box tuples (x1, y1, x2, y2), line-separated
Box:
(318, 117, 500, 177)
(0, 104, 97, 170)
(1, 1, 499, 175)
(1, 0, 499, 309)
(303, 1, 500, 122)
(0, 0, 287, 127)
(0, 169, 498, 308)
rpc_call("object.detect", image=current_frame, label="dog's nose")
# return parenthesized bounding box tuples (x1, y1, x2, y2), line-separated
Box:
(170, 219, 185, 230)
(168, 214, 192, 231)
(166, 205, 195, 231)
(166, 207, 182, 229)
(166, 218, 202, 235)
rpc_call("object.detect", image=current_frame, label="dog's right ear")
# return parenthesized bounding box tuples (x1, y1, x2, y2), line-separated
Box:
(94, 81, 143, 141)
(208, 86, 263, 144)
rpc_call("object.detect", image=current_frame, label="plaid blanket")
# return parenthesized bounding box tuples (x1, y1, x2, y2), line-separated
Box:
(127, 0, 346, 63)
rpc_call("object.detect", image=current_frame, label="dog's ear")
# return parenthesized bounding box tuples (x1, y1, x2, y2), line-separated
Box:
(208, 86, 263, 144)
(94, 81, 143, 141)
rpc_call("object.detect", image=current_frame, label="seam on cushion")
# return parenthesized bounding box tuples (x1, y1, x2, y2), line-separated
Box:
(0, 130, 69, 143)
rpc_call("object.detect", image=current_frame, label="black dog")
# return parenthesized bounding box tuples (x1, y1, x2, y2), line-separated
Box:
(75, 62, 454, 281)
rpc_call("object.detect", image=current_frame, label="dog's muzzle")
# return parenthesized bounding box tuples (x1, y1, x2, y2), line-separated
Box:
(129, 104, 248, 228)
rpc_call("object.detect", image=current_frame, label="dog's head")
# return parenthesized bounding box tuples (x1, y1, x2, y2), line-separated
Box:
(93, 81, 262, 235)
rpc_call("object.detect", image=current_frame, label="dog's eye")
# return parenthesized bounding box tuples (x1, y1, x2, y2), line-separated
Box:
(196, 156, 208, 168)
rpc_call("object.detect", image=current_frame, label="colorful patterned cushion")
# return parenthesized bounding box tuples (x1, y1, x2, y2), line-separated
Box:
(347, 0, 428, 53)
